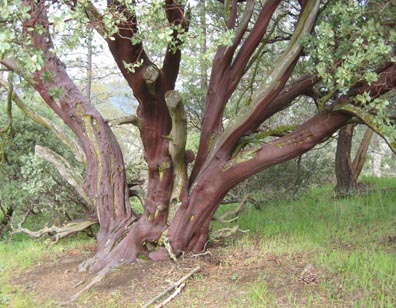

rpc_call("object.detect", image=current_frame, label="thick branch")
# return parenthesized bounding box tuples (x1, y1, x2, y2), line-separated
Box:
(107, 115, 141, 128)
(0, 78, 85, 163)
(105, 1, 154, 101)
(162, 0, 188, 89)
(191, 1, 319, 183)
(228, 0, 281, 79)
(215, 0, 320, 156)
(222, 62, 396, 189)
(222, 111, 351, 189)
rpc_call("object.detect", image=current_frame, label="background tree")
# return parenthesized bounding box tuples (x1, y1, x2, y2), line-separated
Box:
(0, 1, 395, 295)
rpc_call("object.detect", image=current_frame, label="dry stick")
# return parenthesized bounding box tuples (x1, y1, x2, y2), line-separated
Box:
(154, 283, 186, 308)
(142, 266, 201, 308)
(66, 268, 107, 303)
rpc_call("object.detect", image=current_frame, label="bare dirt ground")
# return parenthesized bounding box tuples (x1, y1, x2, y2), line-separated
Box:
(11, 240, 335, 308)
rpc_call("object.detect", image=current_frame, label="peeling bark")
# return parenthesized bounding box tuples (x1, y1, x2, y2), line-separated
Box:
(2, 1, 396, 290)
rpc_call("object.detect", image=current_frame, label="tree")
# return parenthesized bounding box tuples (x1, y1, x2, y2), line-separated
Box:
(1, 0, 395, 283)
(335, 124, 374, 196)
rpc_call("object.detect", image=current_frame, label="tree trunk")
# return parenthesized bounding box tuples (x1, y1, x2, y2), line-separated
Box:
(335, 124, 357, 196)
(352, 127, 374, 178)
(3, 0, 395, 279)
(372, 133, 382, 177)
(335, 125, 375, 197)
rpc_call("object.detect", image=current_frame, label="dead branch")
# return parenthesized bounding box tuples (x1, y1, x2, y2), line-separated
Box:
(11, 214, 98, 242)
(35, 145, 93, 210)
(67, 268, 107, 303)
(214, 194, 250, 223)
(142, 266, 201, 308)
(210, 226, 249, 241)
(154, 282, 185, 308)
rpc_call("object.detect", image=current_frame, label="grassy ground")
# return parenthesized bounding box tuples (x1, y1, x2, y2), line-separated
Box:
(1, 177, 395, 307)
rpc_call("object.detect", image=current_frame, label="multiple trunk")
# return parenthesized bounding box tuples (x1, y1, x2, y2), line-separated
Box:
(2, 0, 396, 274)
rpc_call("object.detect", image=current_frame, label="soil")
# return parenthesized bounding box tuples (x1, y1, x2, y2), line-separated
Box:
(11, 240, 335, 308)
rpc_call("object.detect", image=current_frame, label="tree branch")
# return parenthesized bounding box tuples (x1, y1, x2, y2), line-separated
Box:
(107, 115, 141, 128)
(222, 111, 351, 189)
(106, 0, 154, 101)
(211, 0, 320, 161)
(190, 0, 317, 184)
(228, 0, 281, 78)
(162, 0, 189, 89)
(11, 217, 98, 242)
(0, 78, 86, 163)
(35, 145, 93, 210)
(221, 62, 396, 189)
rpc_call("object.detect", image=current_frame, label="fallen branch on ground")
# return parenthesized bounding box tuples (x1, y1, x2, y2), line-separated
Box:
(155, 282, 185, 308)
(142, 265, 201, 308)
(11, 210, 98, 242)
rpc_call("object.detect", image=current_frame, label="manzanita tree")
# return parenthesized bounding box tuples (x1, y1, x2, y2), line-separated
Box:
(1, 0, 395, 279)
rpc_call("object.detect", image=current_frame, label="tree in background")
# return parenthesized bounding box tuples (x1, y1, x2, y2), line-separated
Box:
(0, 0, 395, 284)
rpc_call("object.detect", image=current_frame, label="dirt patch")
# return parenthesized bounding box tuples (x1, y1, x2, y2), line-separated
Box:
(11, 243, 337, 307)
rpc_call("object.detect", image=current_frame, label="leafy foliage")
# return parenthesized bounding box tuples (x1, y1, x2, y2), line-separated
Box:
(0, 103, 86, 233)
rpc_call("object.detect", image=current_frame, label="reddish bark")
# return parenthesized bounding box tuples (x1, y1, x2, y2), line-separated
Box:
(4, 0, 396, 275)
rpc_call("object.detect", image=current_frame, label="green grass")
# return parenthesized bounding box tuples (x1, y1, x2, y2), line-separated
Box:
(214, 177, 396, 307)
(1, 177, 396, 307)
(0, 235, 94, 308)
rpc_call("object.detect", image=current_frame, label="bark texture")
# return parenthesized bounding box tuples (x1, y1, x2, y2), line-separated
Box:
(1, 0, 396, 277)
(335, 124, 356, 196)
(335, 125, 375, 196)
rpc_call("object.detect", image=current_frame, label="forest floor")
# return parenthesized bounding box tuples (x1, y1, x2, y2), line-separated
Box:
(9, 238, 335, 308)
(2, 179, 396, 307)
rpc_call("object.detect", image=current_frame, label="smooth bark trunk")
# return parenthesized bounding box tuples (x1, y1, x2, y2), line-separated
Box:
(335, 124, 357, 196)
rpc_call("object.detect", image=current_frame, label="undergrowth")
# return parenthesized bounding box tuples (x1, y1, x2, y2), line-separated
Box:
(1, 176, 395, 307)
